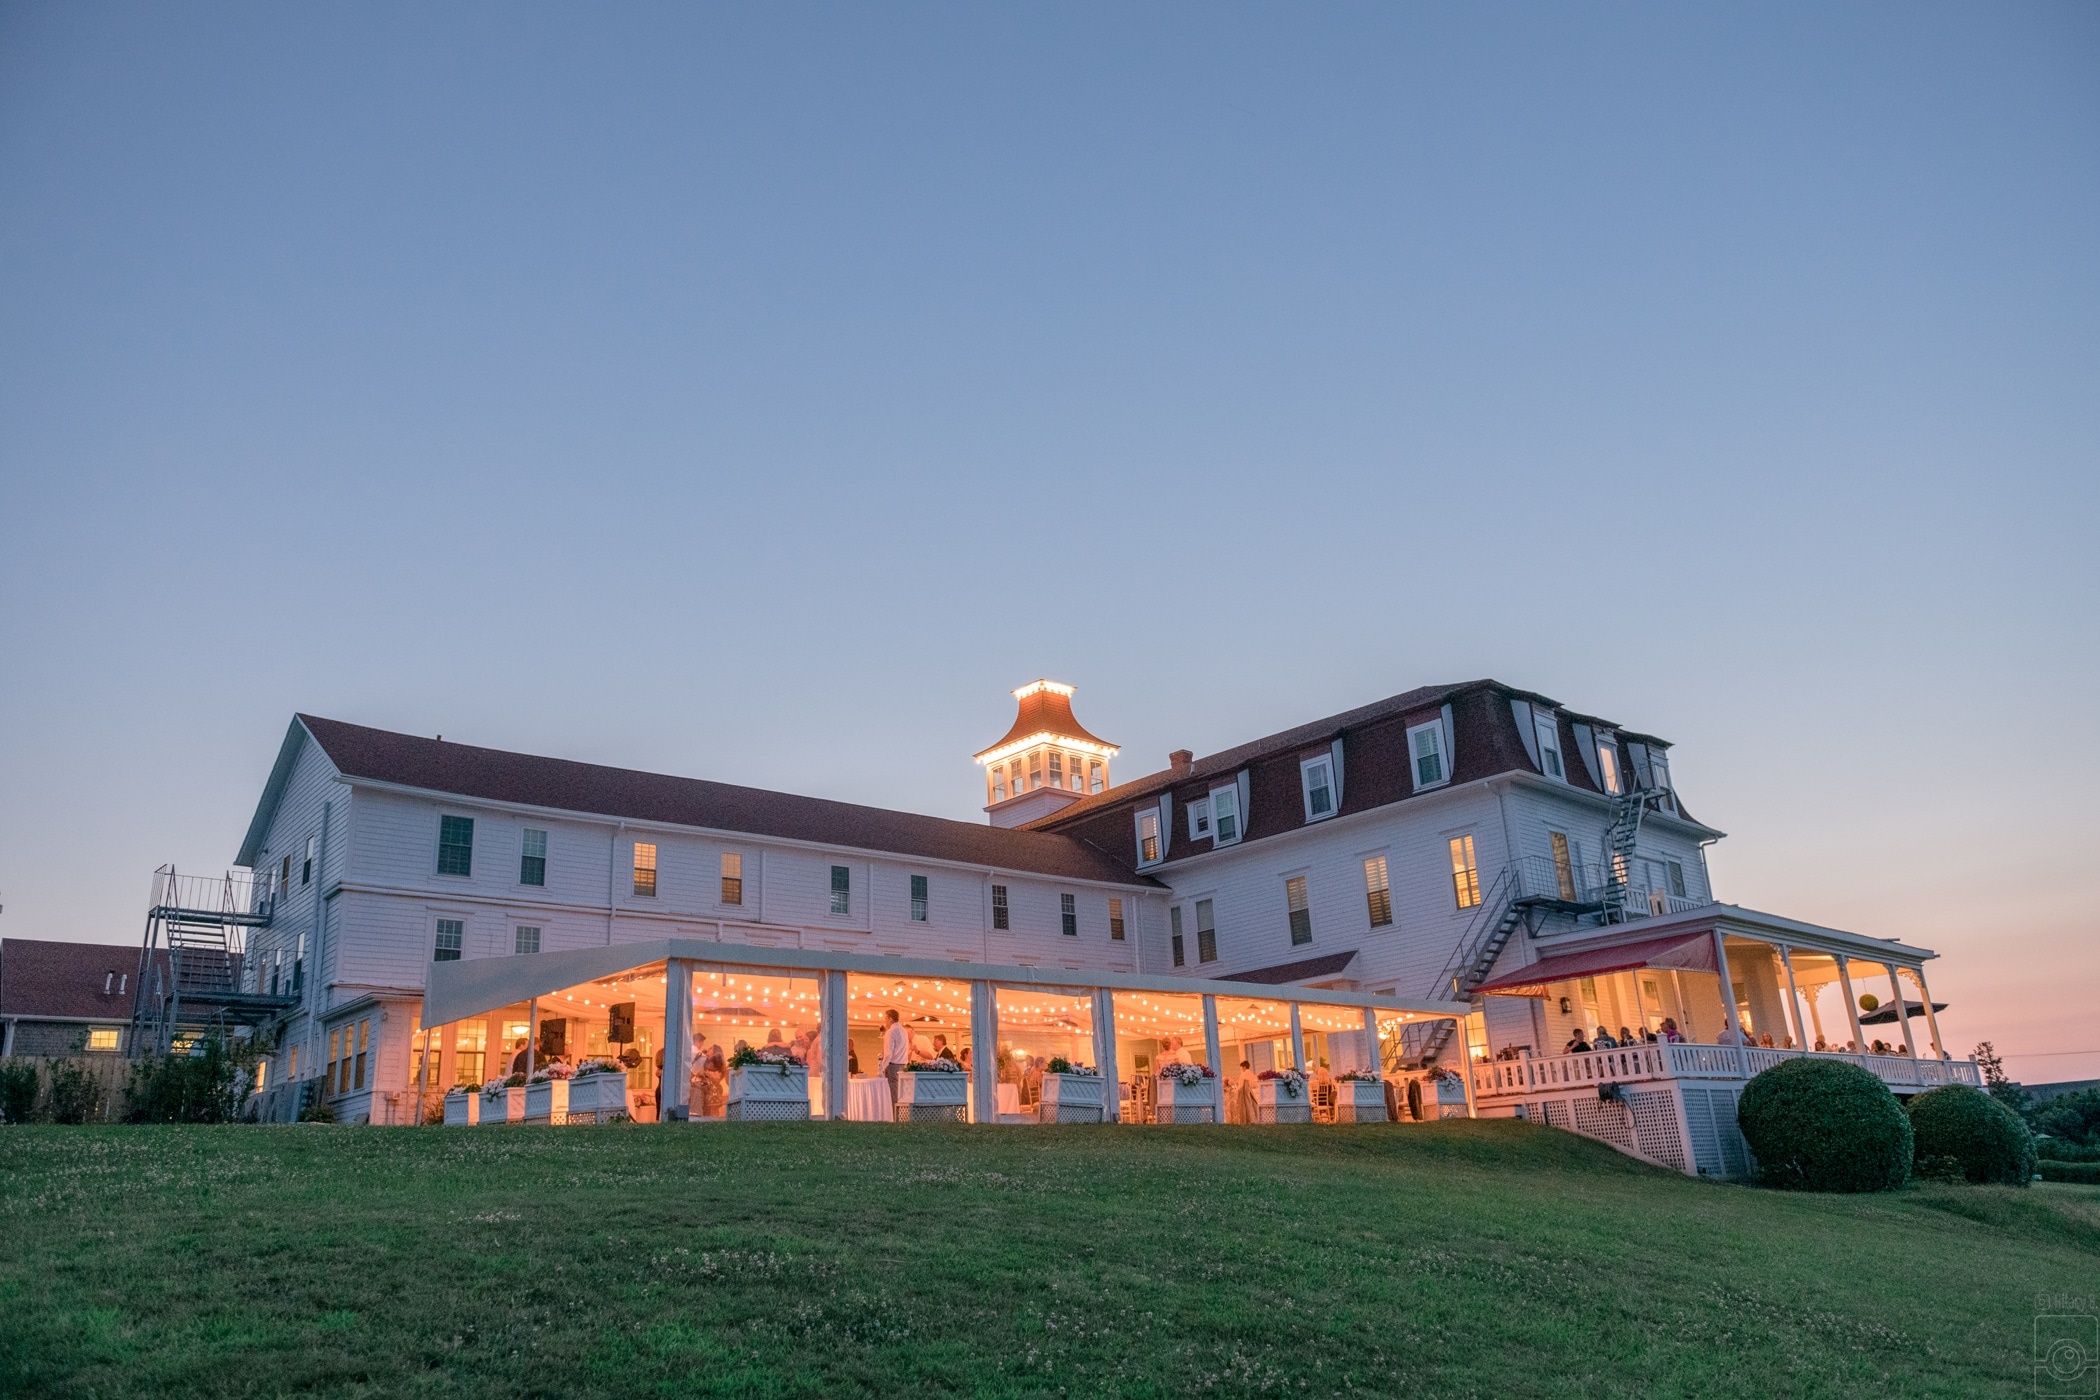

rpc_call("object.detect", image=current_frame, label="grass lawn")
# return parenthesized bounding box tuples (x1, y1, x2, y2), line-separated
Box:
(2, 1120, 2094, 1398)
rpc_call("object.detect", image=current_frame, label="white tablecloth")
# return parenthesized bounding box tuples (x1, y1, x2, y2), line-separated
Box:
(847, 1076, 892, 1122)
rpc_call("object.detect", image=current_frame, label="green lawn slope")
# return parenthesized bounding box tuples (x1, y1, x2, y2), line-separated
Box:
(2, 1120, 2092, 1398)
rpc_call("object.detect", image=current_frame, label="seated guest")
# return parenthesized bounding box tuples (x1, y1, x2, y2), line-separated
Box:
(1813, 1036, 1828, 1051)
(958, 1046, 972, 1071)
(1617, 1027, 1637, 1048)
(1592, 1027, 1619, 1049)
(1565, 1028, 1593, 1055)
(933, 1034, 957, 1063)
(765, 1028, 785, 1047)
(1660, 1019, 1683, 1043)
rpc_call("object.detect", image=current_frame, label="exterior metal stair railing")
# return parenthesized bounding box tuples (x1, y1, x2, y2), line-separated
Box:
(1600, 788, 1657, 924)
(1407, 867, 1523, 1067)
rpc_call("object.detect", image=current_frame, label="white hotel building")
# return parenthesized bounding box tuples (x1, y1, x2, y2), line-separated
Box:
(214, 677, 1977, 1175)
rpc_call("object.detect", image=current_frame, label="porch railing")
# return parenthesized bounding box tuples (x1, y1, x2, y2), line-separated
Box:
(1472, 1042, 1982, 1100)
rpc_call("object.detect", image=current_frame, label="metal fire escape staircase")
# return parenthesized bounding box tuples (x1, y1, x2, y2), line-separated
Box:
(1400, 785, 1669, 1068)
(129, 866, 296, 1056)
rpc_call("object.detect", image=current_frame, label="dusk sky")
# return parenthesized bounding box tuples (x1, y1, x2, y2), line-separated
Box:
(2, 5, 2095, 1082)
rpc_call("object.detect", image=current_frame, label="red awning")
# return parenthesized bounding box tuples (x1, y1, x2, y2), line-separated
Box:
(1472, 932, 1716, 998)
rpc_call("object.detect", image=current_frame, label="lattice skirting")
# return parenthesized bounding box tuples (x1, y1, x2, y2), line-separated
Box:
(1571, 1097, 1638, 1155)
(896, 1104, 968, 1124)
(1155, 1105, 1216, 1124)
(726, 1100, 811, 1122)
(1628, 1090, 1687, 1172)
(1333, 1101, 1388, 1123)
(1256, 1103, 1312, 1124)
(1047, 1104, 1104, 1124)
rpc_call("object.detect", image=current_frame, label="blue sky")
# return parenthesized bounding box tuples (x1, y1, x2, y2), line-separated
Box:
(2, 4, 2095, 1080)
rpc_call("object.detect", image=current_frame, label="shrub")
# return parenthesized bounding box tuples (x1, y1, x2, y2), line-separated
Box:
(0, 1062, 38, 1123)
(45, 1060, 106, 1124)
(126, 1038, 244, 1124)
(1737, 1057, 1911, 1192)
(2040, 1160, 2100, 1186)
(1908, 1085, 2037, 1186)
(2038, 1138, 2100, 1163)
(2034, 1088, 2100, 1148)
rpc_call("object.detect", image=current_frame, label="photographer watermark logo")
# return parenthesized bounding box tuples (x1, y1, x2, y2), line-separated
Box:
(2037, 1296, 2097, 1397)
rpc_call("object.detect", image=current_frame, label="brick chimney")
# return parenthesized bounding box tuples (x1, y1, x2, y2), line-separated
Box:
(1169, 749, 1194, 776)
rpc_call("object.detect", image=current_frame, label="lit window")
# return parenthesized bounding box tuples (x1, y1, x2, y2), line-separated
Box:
(1135, 810, 1161, 866)
(1449, 836, 1481, 910)
(1088, 761, 1104, 794)
(520, 829, 547, 886)
(911, 874, 929, 922)
(514, 925, 540, 955)
(1188, 799, 1211, 841)
(993, 767, 1008, 803)
(353, 1019, 369, 1091)
(433, 918, 463, 961)
(1170, 906, 1185, 966)
(1108, 897, 1125, 940)
(86, 1027, 119, 1052)
(1060, 893, 1077, 937)
(254, 1058, 268, 1090)
(830, 865, 851, 916)
(1408, 722, 1447, 789)
(991, 884, 1010, 930)
(1027, 753, 1042, 790)
(1195, 898, 1218, 963)
(1597, 742, 1622, 795)
(1301, 756, 1336, 821)
(1364, 856, 1392, 928)
(1535, 714, 1565, 780)
(1285, 876, 1311, 946)
(437, 817, 473, 877)
(1550, 832, 1576, 900)
(632, 843, 657, 897)
(1209, 787, 1240, 845)
(1049, 751, 1064, 788)
(721, 853, 743, 906)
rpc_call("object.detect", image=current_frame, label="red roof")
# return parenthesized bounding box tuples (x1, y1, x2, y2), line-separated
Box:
(1471, 933, 1716, 998)
(295, 716, 1153, 888)
(974, 682, 1116, 761)
(0, 939, 154, 1020)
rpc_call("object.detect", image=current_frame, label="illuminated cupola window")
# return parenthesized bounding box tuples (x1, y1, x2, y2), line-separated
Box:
(975, 680, 1119, 828)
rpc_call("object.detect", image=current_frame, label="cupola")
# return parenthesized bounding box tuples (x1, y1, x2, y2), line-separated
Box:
(975, 680, 1119, 827)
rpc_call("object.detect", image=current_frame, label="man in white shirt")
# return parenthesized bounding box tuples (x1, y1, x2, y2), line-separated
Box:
(880, 1008, 909, 1106)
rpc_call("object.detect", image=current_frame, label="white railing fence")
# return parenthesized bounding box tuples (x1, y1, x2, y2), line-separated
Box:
(1473, 1042, 1983, 1099)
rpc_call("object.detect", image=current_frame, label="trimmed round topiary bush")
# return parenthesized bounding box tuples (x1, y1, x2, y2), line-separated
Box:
(1908, 1084, 2036, 1186)
(1737, 1057, 1912, 1192)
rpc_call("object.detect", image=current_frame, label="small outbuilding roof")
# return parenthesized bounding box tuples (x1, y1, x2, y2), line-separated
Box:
(0, 938, 154, 1021)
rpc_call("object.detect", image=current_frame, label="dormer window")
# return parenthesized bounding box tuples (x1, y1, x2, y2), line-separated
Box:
(1535, 713, 1565, 780)
(1209, 786, 1241, 845)
(1188, 799, 1211, 841)
(1048, 751, 1064, 789)
(1650, 752, 1672, 791)
(1300, 755, 1337, 822)
(1407, 721, 1447, 789)
(1597, 740, 1622, 795)
(1135, 809, 1162, 866)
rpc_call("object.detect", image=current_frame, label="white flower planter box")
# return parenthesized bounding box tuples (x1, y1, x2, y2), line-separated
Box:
(1436, 1074, 1471, 1119)
(1154, 1075, 1219, 1124)
(727, 1063, 810, 1121)
(443, 1092, 480, 1127)
(1039, 1073, 1106, 1124)
(480, 1086, 525, 1125)
(896, 1069, 969, 1123)
(524, 1078, 569, 1124)
(1332, 1078, 1389, 1124)
(566, 1072, 629, 1123)
(1256, 1078, 1312, 1125)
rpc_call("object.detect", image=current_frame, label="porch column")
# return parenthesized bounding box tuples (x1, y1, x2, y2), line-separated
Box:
(822, 970, 848, 1120)
(1287, 1002, 1306, 1071)
(1361, 1006, 1381, 1077)
(1777, 945, 1809, 1051)
(970, 980, 998, 1125)
(1911, 965, 1947, 1060)
(1802, 972, 1827, 1047)
(662, 960, 692, 1122)
(1456, 1015, 1478, 1117)
(1836, 955, 1866, 1057)
(1201, 995, 1223, 1121)
(1710, 931, 1744, 1072)
(1093, 988, 1120, 1122)
(526, 998, 539, 1077)
(1887, 963, 1918, 1060)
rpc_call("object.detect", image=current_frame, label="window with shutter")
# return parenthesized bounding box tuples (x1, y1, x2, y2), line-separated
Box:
(1209, 787, 1240, 845)
(1449, 836, 1481, 910)
(1301, 756, 1336, 822)
(632, 843, 657, 897)
(1108, 897, 1125, 940)
(1060, 893, 1076, 937)
(1285, 877, 1311, 945)
(1407, 722, 1447, 789)
(720, 852, 743, 905)
(991, 884, 1010, 930)
(1363, 856, 1392, 928)
(1535, 714, 1565, 780)
(1135, 810, 1162, 865)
